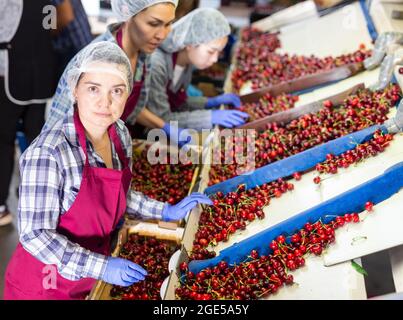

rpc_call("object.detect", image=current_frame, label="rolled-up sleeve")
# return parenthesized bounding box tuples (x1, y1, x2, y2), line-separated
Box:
(18, 146, 108, 281)
(126, 190, 165, 220)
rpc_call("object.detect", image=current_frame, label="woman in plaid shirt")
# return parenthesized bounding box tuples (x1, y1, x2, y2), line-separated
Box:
(3, 41, 211, 300)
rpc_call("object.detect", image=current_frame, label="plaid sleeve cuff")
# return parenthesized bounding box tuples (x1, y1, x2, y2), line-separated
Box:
(81, 251, 108, 280)
(127, 190, 164, 220)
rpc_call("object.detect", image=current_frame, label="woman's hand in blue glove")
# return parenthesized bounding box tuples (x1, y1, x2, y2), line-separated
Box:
(101, 257, 148, 287)
(162, 193, 213, 222)
(206, 93, 242, 109)
(211, 110, 249, 128)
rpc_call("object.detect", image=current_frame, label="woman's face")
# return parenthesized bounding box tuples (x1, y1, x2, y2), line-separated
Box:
(127, 3, 176, 54)
(186, 36, 228, 70)
(74, 62, 129, 129)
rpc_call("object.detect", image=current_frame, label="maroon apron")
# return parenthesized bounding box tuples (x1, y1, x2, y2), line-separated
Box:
(4, 110, 132, 300)
(167, 52, 188, 111)
(116, 28, 146, 122)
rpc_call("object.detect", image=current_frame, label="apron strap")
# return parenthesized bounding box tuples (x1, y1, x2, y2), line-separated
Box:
(116, 28, 123, 48)
(172, 52, 178, 67)
(109, 125, 129, 168)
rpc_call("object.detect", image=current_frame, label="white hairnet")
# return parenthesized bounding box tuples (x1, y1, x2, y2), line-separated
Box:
(160, 8, 231, 53)
(66, 41, 133, 98)
(111, 0, 178, 22)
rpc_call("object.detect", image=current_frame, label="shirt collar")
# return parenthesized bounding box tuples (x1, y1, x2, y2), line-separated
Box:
(62, 108, 80, 148)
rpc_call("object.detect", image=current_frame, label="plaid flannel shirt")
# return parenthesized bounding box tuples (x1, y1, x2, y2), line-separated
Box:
(18, 109, 164, 281)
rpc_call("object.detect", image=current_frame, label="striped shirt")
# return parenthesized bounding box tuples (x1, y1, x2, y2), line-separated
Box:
(44, 22, 151, 131)
(18, 108, 165, 281)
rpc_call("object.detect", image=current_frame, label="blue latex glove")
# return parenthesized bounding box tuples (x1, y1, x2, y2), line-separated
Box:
(162, 192, 213, 221)
(211, 110, 249, 128)
(206, 93, 242, 109)
(101, 257, 148, 287)
(162, 123, 192, 148)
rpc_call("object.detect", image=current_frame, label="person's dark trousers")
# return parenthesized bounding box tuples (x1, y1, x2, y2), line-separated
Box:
(0, 77, 45, 206)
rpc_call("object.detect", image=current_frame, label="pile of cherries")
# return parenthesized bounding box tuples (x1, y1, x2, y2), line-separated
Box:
(239, 92, 299, 121)
(176, 203, 373, 300)
(209, 85, 401, 185)
(312, 130, 394, 183)
(131, 148, 196, 204)
(190, 181, 294, 261)
(110, 234, 179, 300)
(232, 35, 371, 92)
(238, 28, 281, 55)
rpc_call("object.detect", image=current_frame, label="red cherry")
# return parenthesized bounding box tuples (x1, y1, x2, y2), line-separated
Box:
(270, 241, 278, 251)
(250, 250, 259, 259)
(323, 100, 333, 108)
(285, 274, 294, 285)
(248, 213, 256, 221)
(293, 172, 302, 180)
(326, 153, 335, 161)
(276, 235, 286, 244)
(291, 234, 300, 243)
(179, 262, 188, 272)
(299, 245, 307, 253)
(311, 245, 322, 255)
(335, 216, 345, 227)
(286, 260, 297, 270)
(365, 201, 374, 212)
